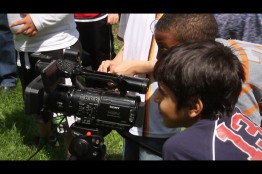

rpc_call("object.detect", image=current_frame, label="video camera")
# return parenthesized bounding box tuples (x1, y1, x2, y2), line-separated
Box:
(24, 49, 149, 160)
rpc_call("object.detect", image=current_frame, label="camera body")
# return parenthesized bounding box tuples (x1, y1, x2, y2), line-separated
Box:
(42, 83, 142, 130)
(24, 49, 149, 159)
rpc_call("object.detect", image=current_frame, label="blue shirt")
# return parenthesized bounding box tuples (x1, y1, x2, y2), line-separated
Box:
(163, 108, 262, 160)
(214, 14, 262, 44)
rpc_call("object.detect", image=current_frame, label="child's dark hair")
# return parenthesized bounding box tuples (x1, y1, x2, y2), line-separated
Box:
(153, 40, 245, 120)
(155, 14, 218, 42)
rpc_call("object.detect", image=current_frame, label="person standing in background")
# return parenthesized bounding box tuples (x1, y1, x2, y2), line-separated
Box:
(214, 14, 262, 44)
(7, 14, 82, 158)
(0, 14, 17, 90)
(74, 13, 119, 70)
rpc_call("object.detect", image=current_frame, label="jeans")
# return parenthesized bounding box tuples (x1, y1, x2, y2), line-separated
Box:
(0, 14, 17, 87)
(122, 137, 166, 160)
(139, 147, 163, 160)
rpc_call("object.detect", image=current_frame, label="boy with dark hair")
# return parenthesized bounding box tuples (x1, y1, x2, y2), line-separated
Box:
(154, 13, 217, 60)
(154, 14, 262, 126)
(153, 40, 262, 160)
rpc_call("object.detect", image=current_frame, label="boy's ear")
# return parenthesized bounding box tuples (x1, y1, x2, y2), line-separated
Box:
(188, 99, 203, 118)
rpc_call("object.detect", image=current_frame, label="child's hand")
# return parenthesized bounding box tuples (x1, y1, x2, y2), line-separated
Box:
(98, 60, 119, 73)
(107, 14, 119, 25)
(9, 14, 38, 37)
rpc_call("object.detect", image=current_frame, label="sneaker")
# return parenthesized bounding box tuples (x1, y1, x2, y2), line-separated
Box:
(0, 84, 16, 91)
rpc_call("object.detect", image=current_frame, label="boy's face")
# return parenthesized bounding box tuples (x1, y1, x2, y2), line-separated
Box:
(155, 30, 180, 60)
(154, 82, 190, 128)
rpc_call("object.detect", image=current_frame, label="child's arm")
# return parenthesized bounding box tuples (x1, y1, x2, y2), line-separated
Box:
(98, 46, 124, 72)
(110, 59, 156, 76)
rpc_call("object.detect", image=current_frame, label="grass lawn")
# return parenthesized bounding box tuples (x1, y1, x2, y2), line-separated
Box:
(0, 24, 123, 160)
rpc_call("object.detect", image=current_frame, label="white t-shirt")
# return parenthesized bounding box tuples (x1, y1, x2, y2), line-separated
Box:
(7, 14, 79, 52)
(119, 14, 180, 138)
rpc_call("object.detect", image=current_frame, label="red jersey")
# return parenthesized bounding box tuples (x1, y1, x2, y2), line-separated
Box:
(74, 13, 105, 19)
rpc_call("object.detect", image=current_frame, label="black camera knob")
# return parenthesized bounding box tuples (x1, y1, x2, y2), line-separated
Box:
(69, 138, 90, 158)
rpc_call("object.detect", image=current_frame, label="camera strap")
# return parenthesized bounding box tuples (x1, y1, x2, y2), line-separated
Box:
(17, 52, 31, 69)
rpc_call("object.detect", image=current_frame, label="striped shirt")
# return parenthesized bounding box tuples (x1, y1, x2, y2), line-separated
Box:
(217, 38, 262, 126)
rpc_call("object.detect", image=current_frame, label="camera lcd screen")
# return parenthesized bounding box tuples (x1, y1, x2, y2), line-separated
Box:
(41, 60, 59, 93)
